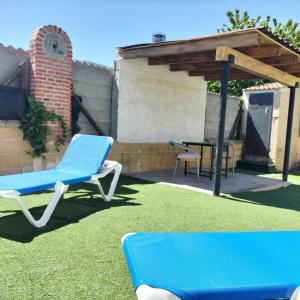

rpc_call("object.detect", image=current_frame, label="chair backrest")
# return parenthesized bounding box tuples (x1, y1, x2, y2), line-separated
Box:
(169, 140, 192, 152)
(55, 134, 113, 175)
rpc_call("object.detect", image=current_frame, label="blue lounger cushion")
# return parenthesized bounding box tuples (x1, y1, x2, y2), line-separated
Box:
(0, 134, 112, 195)
(123, 231, 300, 300)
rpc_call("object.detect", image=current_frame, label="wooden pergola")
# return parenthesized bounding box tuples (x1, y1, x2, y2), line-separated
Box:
(118, 27, 300, 196)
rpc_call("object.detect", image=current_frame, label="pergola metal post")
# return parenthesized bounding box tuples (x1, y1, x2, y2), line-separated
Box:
(282, 83, 299, 181)
(213, 56, 234, 196)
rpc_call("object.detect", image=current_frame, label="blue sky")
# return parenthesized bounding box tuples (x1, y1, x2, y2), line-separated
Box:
(1, 0, 300, 67)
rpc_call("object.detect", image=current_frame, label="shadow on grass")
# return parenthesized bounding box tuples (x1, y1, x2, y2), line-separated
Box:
(0, 175, 150, 243)
(223, 184, 300, 213)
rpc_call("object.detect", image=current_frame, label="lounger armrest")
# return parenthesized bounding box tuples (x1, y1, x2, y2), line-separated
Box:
(0, 190, 20, 198)
(91, 160, 122, 180)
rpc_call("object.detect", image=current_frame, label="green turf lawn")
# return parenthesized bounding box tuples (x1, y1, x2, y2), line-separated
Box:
(0, 173, 300, 299)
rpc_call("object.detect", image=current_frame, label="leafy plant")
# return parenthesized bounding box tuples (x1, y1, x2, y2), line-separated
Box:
(20, 96, 69, 158)
(208, 9, 300, 96)
(208, 79, 263, 97)
(218, 10, 300, 49)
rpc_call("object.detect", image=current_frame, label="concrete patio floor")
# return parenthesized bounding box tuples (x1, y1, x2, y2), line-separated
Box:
(131, 169, 290, 195)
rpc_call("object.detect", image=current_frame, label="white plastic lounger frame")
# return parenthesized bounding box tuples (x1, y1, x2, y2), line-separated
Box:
(121, 233, 181, 300)
(0, 160, 122, 228)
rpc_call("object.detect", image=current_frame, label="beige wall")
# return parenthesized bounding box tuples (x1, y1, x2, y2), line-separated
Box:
(108, 142, 243, 174)
(0, 121, 243, 175)
(115, 58, 207, 143)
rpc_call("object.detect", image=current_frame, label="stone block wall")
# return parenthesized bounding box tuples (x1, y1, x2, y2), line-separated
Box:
(205, 92, 243, 139)
(0, 121, 31, 175)
(0, 121, 64, 175)
(72, 60, 114, 135)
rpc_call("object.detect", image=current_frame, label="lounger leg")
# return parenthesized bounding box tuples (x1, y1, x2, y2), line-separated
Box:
(63, 185, 69, 194)
(232, 147, 235, 176)
(1, 182, 67, 228)
(196, 158, 200, 182)
(172, 159, 179, 181)
(89, 161, 122, 202)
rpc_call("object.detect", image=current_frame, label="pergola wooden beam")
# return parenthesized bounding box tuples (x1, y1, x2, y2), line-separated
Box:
(205, 73, 300, 81)
(205, 73, 261, 81)
(262, 55, 300, 66)
(149, 51, 216, 65)
(170, 54, 299, 73)
(215, 46, 299, 87)
(148, 45, 283, 65)
(189, 69, 258, 78)
(240, 45, 282, 57)
(278, 65, 300, 73)
(170, 62, 221, 72)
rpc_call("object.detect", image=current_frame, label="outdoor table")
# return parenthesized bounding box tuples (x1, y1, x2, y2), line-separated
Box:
(182, 141, 231, 180)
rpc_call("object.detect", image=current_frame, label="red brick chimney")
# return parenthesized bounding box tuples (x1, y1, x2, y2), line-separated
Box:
(29, 25, 72, 136)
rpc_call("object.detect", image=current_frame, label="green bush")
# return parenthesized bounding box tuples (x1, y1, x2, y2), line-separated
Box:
(20, 96, 68, 158)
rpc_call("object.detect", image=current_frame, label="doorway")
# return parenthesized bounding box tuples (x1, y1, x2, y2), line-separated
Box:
(244, 92, 274, 158)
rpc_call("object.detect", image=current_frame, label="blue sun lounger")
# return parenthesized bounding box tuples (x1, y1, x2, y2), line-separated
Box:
(122, 232, 300, 300)
(0, 134, 122, 228)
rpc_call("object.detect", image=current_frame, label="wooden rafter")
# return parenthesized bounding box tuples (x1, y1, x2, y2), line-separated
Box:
(170, 61, 221, 72)
(169, 54, 299, 72)
(215, 46, 299, 86)
(278, 65, 300, 73)
(205, 73, 261, 81)
(189, 69, 261, 79)
(148, 45, 282, 65)
(149, 51, 216, 65)
(261, 55, 300, 66)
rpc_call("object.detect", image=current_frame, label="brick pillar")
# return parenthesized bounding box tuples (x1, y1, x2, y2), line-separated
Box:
(29, 25, 72, 137)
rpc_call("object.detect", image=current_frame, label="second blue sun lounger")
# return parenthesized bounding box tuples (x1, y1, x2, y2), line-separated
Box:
(122, 231, 300, 300)
(0, 134, 122, 228)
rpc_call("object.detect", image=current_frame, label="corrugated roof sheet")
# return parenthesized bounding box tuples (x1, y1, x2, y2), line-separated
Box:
(258, 27, 300, 55)
(0, 43, 28, 57)
(73, 59, 113, 73)
(243, 82, 285, 91)
(207, 91, 241, 100)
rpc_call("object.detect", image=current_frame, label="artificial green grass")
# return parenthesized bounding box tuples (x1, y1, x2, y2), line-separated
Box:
(0, 174, 300, 299)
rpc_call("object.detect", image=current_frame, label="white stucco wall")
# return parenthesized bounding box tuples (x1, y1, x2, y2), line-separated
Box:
(115, 58, 207, 143)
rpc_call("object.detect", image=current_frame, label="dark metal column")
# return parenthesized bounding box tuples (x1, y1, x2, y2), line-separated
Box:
(213, 56, 234, 196)
(282, 83, 299, 181)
